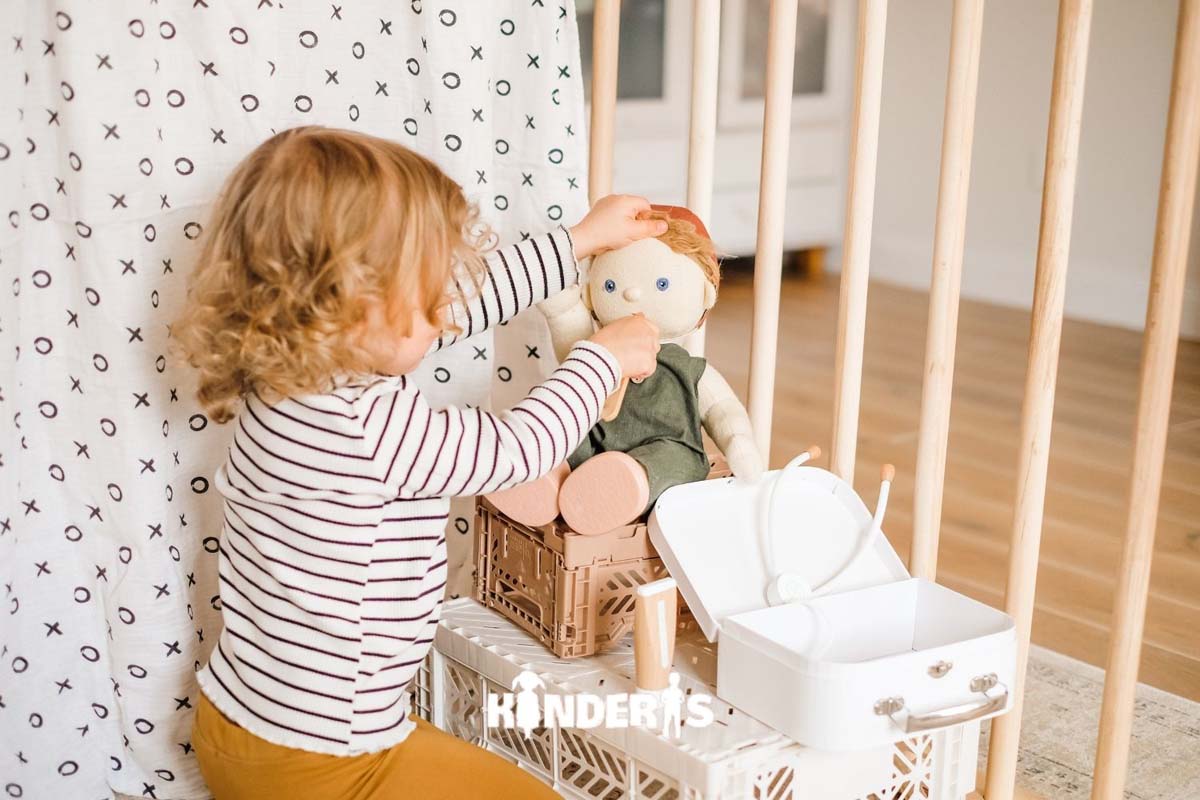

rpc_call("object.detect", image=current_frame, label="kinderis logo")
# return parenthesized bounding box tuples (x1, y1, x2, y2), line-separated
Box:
(486, 670, 715, 739)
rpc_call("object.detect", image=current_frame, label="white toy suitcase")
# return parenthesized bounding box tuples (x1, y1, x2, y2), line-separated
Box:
(648, 461, 1017, 752)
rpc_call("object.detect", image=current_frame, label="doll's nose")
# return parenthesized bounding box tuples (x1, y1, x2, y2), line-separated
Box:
(623, 287, 642, 302)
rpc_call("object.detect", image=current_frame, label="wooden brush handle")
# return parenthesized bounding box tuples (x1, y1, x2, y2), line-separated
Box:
(601, 377, 630, 422)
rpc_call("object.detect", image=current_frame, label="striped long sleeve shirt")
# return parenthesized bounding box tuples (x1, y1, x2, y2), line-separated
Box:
(197, 228, 620, 755)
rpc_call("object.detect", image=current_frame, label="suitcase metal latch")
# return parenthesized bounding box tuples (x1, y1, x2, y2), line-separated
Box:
(874, 697, 905, 716)
(928, 660, 954, 678)
(970, 673, 999, 693)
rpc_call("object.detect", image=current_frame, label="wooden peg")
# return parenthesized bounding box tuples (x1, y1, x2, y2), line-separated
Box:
(985, 2, 1095, 798)
(1091, 1, 1200, 797)
(601, 377, 630, 422)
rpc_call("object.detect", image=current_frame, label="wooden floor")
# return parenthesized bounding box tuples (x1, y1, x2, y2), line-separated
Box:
(704, 269, 1200, 701)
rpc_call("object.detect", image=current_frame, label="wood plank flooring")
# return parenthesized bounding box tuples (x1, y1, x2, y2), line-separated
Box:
(704, 269, 1200, 700)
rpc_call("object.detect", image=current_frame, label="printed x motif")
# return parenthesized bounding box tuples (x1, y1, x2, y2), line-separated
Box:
(0, 2, 588, 797)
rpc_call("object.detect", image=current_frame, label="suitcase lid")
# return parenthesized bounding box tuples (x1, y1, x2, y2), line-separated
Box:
(648, 464, 909, 642)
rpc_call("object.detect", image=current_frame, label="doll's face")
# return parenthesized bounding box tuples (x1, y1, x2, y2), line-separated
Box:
(585, 238, 716, 340)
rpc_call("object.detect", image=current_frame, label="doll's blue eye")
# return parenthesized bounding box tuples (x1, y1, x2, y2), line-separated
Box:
(604, 279, 617, 293)
(655, 277, 670, 292)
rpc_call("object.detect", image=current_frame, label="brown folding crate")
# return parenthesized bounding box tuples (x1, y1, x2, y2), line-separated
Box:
(473, 455, 728, 658)
(472, 499, 666, 657)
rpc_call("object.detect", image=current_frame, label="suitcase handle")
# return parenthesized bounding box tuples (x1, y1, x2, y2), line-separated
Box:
(875, 675, 1008, 733)
(901, 689, 1008, 733)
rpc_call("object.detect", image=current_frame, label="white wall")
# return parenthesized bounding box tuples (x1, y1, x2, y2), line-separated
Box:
(867, 0, 1200, 339)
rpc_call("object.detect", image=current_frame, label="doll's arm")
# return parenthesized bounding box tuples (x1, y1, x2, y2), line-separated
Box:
(431, 227, 578, 353)
(698, 364, 765, 481)
(537, 285, 596, 363)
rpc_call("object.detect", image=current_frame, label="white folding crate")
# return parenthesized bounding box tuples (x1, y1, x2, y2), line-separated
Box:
(421, 599, 981, 799)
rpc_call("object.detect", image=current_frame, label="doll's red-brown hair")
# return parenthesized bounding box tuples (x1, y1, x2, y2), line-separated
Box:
(645, 205, 720, 290)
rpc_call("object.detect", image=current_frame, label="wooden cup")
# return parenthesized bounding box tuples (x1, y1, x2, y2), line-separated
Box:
(634, 578, 678, 692)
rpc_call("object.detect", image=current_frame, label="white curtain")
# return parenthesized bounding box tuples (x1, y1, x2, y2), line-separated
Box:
(0, 2, 588, 797)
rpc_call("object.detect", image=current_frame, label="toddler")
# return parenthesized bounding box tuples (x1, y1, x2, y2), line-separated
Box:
(174, 126, 664, 799)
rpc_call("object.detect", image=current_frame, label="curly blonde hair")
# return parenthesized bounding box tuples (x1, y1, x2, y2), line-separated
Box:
(174, 126, 489, 423)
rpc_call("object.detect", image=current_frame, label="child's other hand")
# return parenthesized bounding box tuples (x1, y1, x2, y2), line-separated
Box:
(588, 313, 660, 382)
(570, 195, 669, 260)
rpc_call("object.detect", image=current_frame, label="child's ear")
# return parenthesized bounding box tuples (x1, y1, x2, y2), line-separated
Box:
(703, 279, 717, 311)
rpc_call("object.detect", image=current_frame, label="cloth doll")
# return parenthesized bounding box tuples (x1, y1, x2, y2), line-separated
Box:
(487, 206, 764, 535)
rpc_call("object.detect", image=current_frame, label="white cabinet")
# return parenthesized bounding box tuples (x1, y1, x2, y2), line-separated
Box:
(577, 0, 854, 256)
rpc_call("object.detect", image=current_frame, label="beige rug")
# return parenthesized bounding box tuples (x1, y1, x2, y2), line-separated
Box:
(979, 646, 1200, 799)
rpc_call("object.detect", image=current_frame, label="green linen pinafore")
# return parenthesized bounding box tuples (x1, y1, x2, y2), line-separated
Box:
(567, 343, 711, 510)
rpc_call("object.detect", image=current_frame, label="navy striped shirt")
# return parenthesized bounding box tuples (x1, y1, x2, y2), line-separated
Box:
(197, 229, 620, 755)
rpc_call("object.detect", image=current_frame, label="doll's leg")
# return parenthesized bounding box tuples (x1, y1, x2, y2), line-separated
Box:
(484, 461, 571, 527)
(486, 434, 600, 527)
(626, 441, 712, 508)
(558, 451, 650, 536)
(559, 442, 710, 536)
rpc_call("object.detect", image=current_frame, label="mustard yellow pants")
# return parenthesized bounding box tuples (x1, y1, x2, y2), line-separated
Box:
(192, 692, 560, 800)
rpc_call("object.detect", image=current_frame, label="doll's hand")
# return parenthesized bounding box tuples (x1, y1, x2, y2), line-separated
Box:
(570, 195, 669, 260)
(588, 314, 660, 382)
(724, 434, 765, 482)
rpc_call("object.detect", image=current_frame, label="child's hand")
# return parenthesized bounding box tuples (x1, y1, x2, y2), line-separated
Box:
(570, 195, 669, 260)
(589, 313, 660, 381)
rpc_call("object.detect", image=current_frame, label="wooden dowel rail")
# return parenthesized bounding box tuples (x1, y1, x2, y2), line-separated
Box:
(1091, 1, 1200, 796)
(909, 0, 986, 581)
(829, 0, 889, 482)
(747, 0, 800, 462)
(984, 1, 1094, 798)
(585, 4, 1196, 798)
(683, 0, 721, 357)
(588, 0, 621, 205)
